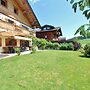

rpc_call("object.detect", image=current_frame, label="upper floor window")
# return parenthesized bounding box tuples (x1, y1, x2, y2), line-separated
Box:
(14, 7, 18, 14)
(1, 0, 7, 7)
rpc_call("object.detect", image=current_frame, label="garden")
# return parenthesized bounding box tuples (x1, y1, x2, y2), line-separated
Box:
(32, 37, 90, 57)
(0, 37, 90, 90)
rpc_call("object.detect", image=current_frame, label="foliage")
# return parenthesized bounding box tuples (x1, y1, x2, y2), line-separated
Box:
(72, 41, 81, 50)
(52, 43, 60, 50)
(32, 37, 47, 50)
(14, 47, 21, 56)
(59, 43, 74, 50)
(59, 43, 68, 50)
(31, 45, 38, 54)
(84, 43, 90, 57)
(32, 37, 81, 51)
(39, 39, 47, 49)
(45, 41, 54, 49)
(78, 38, 90, 45)
(67, 0, 90, 37)
(67, 0, 90, 19)
(74, 22, 90, 37)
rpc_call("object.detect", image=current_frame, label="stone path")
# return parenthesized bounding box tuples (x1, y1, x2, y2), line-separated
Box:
(0, 54, 9, 58)
(0, 51, 31, 59)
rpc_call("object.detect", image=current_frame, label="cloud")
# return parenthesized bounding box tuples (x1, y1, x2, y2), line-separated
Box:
(29, 0, 40, 4)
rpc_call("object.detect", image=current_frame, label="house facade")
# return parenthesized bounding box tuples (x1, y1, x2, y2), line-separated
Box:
(36, 25, 64, 42)
(0, 0, 40, 53)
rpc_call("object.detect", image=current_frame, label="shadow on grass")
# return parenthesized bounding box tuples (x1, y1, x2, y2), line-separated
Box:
(79, 55, 90, 58)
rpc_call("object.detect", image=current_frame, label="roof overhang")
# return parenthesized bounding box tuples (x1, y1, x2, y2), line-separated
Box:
(14, 0, 41, 28)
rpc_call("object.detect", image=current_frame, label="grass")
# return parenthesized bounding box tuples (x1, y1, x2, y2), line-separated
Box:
(0, 50, 90, 90)
(78, 38, 90, 45)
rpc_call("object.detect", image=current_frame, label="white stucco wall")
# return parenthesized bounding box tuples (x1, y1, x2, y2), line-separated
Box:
(29, 40, 32, 46)
(17, 39, 20, 47)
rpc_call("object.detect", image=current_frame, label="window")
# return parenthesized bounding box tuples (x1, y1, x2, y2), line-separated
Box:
(1, 0, 7, 7)
(5, 38, 17, 46)
(14, 7, 18, 14)
(47, 27, 50, 30)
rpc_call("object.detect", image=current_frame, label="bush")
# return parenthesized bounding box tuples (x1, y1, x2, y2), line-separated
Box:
(52, 43, 60, 50)
(67, 43, 74, 50)
(39, 39, 47, 49)
(14, 47, 21, 56)
(31, 45, 38, 54)
(32, 37, 79, 51)
(73, 41, 81, 51)
(84, 43, 90, 57)
(59, 43, 68, 50)
(32, 37, 47, 50)
(45, 42, 54, 49)
(66, 40, 81, 51)
(59, 43, 74, 50)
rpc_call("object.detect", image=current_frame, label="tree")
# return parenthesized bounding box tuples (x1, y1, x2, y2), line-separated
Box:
(67, 0, 90, 19)
(67, 0, 90, 37)
(74, 21, 90, 37)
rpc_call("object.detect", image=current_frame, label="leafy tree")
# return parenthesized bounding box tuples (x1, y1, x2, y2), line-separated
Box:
(74, 21, 90, 37)
(67, 0, 90, 37)
(67, 0, 90, 19)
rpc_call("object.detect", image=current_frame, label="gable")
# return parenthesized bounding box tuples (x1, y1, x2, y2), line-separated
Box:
(0, 0, 40, 27)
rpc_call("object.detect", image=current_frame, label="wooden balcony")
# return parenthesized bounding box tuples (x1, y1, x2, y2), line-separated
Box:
(0, 20, 35, 37)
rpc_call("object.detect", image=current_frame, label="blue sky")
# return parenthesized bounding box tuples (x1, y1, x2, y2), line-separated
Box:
(28, 0, 88, 39)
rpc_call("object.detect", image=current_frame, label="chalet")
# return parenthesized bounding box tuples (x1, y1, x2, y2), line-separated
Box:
(36, 25, 65, 42)
(0, 0, 40, 53)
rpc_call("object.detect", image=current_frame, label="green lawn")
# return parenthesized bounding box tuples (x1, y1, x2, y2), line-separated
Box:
(0, 50, 90, 90)
(78, 39, 90, 45)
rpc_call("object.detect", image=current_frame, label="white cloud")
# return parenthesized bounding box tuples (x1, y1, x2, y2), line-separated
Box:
(29, 0, 40, 4)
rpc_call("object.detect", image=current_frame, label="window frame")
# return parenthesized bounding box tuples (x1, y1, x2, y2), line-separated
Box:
(1, 0, 7, 8)
(14, 7, 18, 15)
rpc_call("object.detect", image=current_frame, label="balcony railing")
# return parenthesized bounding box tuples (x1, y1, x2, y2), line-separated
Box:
(0, 13, 33, 31)
(0, 20, 35, 37)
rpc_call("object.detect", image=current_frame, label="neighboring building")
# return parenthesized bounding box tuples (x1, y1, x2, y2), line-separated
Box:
(36, 25, 65, 42)
(0, 0, 40, 53)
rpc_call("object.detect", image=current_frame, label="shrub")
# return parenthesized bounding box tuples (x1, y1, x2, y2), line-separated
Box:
(84, 43, 90, 57)
(39, 39, 47, 49)
(59, 43, 74, 50)
(73, 41, 81, 51)
(14, 47, 21, 56)
(52, 43, 60, 50)
(31, 45, 37, 54)
(59, 43, 68, 50)
(32, 37, 41, 46)
(45, 41, 54, 49)
(67, 43, 74, 50)
(66, 40, 81, 51)
(32, 37, 47, 50)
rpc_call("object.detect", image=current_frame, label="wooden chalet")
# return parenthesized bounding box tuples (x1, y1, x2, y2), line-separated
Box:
(0, 0, 40, 53)
(36, 25, 64, 42)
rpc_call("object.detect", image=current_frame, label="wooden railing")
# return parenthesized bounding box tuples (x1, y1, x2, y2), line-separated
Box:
(0, 20, 35, 37)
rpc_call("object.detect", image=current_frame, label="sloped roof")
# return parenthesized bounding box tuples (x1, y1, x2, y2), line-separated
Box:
(37, 25, 62, 36)
(41, 25, 55, 30)
(14, 0, 41, 28)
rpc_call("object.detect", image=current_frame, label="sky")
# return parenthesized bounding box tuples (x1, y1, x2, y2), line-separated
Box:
(28, 0, 88, 39)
